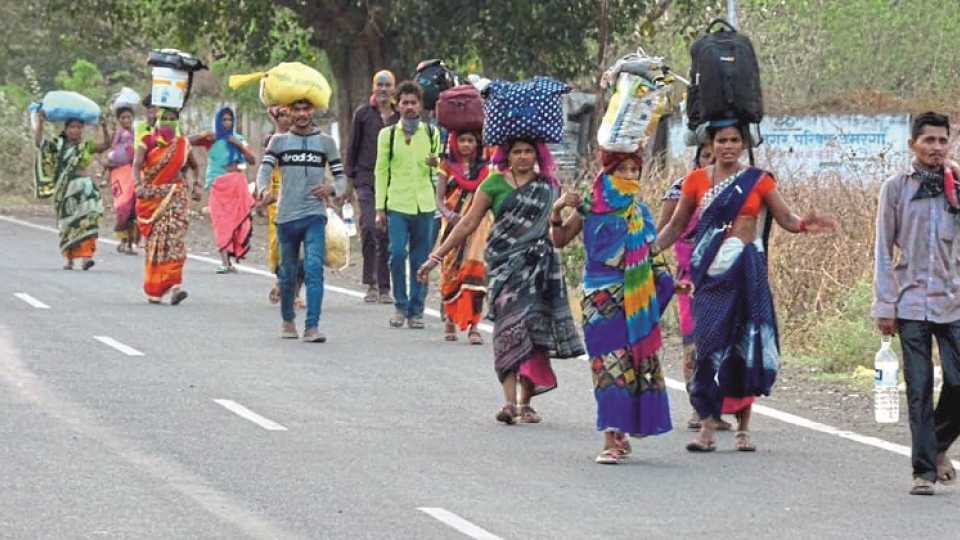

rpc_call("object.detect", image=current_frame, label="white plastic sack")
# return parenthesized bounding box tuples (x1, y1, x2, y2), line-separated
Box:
(597, 73, 671, 153)
(325, 207, 350, 271)
(111, 87, 141, 112)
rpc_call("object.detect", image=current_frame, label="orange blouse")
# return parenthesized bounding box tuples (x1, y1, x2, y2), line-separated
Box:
(681, 168, 776, 217)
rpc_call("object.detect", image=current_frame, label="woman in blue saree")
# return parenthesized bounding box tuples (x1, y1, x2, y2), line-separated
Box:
(654, 122, 837, 452)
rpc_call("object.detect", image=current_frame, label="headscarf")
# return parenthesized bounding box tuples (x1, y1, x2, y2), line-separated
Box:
(443, 130, 489, 191)
(213, 106, 242, 166)
(491, 138, 558, 187)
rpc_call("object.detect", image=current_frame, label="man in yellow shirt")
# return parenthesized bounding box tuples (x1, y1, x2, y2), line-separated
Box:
(374, 81, 441, 329)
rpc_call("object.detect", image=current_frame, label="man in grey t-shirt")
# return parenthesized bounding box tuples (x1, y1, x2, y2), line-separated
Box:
(257, 99, 345, 342)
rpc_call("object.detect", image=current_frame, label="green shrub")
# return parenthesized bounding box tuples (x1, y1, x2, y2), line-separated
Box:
(794, 279, 882, 373)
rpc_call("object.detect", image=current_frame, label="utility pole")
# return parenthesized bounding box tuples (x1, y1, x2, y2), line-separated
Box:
(727, 0, 739, 28)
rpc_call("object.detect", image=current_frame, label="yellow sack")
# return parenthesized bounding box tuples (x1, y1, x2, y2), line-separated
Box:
(229, 62, 332, 110)
(324, 207, 350, 271)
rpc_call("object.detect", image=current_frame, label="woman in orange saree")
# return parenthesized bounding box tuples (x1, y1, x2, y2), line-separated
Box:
(134, 108, 200, 305)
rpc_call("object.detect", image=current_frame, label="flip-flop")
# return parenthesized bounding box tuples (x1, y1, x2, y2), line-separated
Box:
(495, 405, 518, 425)
(81, 260, 95, 271)
(735, 431, 756, 452)
(171, 290, 188, 306)
(468, 331, 484, 345)
(595, 449, 623, 465)
(685, 439, 716, 453)
(215, 266, 230, 274)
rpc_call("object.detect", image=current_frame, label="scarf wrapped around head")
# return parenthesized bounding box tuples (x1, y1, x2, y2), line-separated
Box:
(213, 106, 242, 166)
(443, 130, 489, 191)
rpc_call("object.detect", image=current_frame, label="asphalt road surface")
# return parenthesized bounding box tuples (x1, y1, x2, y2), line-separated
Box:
(1, 216, 957, 540)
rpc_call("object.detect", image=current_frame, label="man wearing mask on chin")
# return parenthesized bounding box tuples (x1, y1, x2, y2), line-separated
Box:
(375, 81, 440, 330)
(346, 70, 399, 304)
(257, 99, 346, 343)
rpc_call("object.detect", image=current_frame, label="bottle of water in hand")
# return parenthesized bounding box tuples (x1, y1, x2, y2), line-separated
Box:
(874, 337, 900, 424)
(342, 202, 357, 237)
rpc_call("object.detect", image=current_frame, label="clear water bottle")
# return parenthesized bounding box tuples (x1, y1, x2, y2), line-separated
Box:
(874, 337, 900, 424)
(341, 202, 357, 237)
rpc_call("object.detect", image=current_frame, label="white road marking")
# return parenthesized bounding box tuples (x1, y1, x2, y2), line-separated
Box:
(417, 508, 503, 540)
(3, 215, 956, 468)
(13, 293, 50, 309)
(93, 336, 145, 357)
(213, 399, 288, 431)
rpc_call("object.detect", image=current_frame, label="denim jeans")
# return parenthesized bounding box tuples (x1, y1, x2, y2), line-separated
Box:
(277, 214, 327, 328)
(387, 211, 433, 318)
(898, 319, 960, 481)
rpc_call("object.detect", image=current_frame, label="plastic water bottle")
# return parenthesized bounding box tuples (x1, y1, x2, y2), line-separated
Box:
(342, 202, 357, 237)
(874, 337, 900, 424)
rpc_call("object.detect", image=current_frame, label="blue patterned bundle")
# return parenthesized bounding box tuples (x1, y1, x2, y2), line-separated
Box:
(483, 78, 570, 146)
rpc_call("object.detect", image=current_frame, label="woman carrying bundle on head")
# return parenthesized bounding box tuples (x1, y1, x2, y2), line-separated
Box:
(551, 149, 673, 464)
(434, 129, 493, 345)
(105, 105, 139, 255)
(33, 109, 109, 270)
(418, 138, 584, 424)
(196, 106, 257, 273)
(654, 120, 837, 452)
(134, 107, 201, 305)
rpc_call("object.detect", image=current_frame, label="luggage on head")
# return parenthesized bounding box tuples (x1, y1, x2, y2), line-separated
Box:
(110, 87, 141, 113)
(147, 49, 208, 110)
(436, 84, 484, 132)
(685, 19, 762, 132)
(415, 59, 457, 111)
(597, 49, 676, 153)
(229, 62, 333, 110)
(30, 91, 101, 124)
(482, 77, 571, 146)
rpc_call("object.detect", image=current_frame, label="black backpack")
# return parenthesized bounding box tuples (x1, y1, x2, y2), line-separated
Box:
(415, 59, 457, 111)
(686, 19, 762, 130)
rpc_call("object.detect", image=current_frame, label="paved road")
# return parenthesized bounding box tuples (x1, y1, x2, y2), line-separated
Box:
(1, 217, 957, 540)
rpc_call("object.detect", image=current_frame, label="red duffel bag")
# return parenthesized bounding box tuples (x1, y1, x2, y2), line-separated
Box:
(436, 85, 484, 132)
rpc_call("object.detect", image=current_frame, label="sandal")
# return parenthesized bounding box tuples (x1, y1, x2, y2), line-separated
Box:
(171, 289, 189, 306)
(363, 287, 378, 303)
(117, 244, 126, 254)
(911, 477, 935, 496)
(519, 405, 542, 424)
(687, 413, 702, 431)
(216, 265, 231, 274)
(269, 286, 280, 305)
(445, 323, 458, 342)
(685, 438, 716, 453)
(496, 404, 518, 425)
(595, 448, 623, 465)
(63, 262, 74, 270)
(389, 312, 406, 328)
(735, 431, 756, 452)
(468, 329, 484, 345)
(81, 259, 95, 271)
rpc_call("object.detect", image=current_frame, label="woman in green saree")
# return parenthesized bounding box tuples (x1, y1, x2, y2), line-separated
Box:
(33, 111, 109, 270)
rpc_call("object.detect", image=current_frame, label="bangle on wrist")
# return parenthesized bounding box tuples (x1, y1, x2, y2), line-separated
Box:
(429, 253, 442, 265)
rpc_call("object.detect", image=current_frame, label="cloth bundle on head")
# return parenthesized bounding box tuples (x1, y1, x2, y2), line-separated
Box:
(30, 91, 101, 125)
(229, 62, 332, 110)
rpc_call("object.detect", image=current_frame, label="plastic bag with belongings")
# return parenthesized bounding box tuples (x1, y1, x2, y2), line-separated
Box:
(229, 62, 332, 110)
(111, 87, 141, 113)
(325, 207, 350, 271)
(597, 72, 672, 153)
(29, 91, 101, 124)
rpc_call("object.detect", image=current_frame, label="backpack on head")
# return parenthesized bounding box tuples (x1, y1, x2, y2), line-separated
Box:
(686, 19, 762, 131)
(415, 59, 457, 111)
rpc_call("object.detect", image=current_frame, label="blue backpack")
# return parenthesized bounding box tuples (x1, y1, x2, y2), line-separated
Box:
(483, 77, 570, 146)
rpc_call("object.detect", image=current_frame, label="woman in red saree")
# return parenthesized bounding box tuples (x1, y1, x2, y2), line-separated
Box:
(435, 130, 492, 344)
(134, 108, 201, 304)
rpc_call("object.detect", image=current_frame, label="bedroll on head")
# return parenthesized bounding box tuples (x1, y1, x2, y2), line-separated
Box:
(229, 62, 332, 110)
